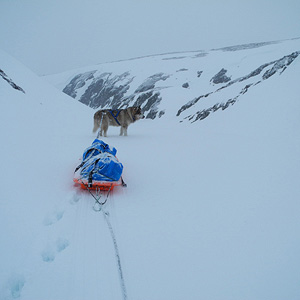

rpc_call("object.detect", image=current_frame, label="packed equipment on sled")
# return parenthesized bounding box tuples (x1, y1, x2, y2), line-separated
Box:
(73, 139, 125, 191)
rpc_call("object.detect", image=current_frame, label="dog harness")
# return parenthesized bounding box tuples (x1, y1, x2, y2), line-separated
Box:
(109, 110, 121, 126)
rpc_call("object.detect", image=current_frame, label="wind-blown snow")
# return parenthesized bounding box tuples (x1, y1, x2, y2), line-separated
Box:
(1, 41, 300, 300)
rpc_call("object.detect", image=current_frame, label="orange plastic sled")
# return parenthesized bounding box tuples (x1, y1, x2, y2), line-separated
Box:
(73, 177, 123, 191)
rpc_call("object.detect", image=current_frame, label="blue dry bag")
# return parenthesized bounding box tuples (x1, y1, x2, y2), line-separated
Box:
(76, 139, 123, 183)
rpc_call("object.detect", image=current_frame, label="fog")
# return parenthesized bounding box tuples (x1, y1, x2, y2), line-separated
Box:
(0, 0, 299, 75)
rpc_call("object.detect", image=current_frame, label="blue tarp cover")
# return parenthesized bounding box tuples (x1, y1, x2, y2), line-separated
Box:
(80, 139, 123, 182)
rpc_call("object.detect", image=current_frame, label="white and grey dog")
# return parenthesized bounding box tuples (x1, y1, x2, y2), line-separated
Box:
(93, 106, 145, 137)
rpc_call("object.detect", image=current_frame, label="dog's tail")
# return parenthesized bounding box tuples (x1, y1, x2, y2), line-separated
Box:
(92, 115, 99, 133)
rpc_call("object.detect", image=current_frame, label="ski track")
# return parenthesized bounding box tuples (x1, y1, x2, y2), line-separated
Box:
(1, 176, 126, 299)
(42, 188, 128, 299)
(102, 208, 128, 300)
(74, 187, 128, 300)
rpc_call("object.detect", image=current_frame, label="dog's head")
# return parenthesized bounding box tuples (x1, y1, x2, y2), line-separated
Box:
(131, 106, 145, 121)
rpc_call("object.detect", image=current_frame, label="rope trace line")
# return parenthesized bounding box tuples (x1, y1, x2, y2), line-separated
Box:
(102, 209, 128, 300)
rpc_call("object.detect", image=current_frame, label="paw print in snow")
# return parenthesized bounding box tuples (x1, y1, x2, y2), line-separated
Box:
(41, 238, 69, 262)
(43, 209, 64, 226)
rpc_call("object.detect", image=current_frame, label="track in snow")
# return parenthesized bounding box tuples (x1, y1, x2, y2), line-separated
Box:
(102, 209, 128, 300)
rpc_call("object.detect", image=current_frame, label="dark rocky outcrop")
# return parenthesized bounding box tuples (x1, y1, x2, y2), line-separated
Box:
(63, 71, 96, 98)
(210, 68, 231, 84)
(0, 69, 25, 93)
(79, 72, 133, 109)
(134, 73, 169, 93)
(62, 71, 169, 118)
(59, 46, 299, 123)
(197, 71, 203, 78)
(177, 51, 300, 121)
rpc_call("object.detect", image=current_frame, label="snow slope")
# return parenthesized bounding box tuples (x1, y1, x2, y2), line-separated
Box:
(1, 43, 300, 300)
(45, 38, 300, 124)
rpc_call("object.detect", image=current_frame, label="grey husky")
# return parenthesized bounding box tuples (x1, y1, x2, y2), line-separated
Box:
(93, 106, 145, 137)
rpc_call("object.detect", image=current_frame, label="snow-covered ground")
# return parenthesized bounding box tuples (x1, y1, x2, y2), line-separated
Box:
(1, 43, 300, 300)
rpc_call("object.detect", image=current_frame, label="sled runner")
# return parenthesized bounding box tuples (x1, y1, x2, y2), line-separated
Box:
(73, 139, 126, 192)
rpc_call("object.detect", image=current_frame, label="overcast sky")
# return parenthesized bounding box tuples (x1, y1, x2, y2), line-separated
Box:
(0, 0, 299, 75)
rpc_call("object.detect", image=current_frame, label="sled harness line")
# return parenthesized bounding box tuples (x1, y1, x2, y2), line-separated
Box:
(76, 180, 128, 299)
(78, 176, 128, 299)
(109, 110, 121, 126)
(79, 178, 113, 210)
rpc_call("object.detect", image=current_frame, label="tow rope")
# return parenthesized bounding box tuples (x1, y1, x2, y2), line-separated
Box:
(79, 179, 128, 300)
(79, 179, 113, 211)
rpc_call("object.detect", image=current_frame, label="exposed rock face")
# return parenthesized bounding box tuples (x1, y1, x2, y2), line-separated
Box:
(210, 68, 231, 84)
(262, 52, 299, 80)
(63, 71, 96, 98)
(82, 72, 133, 109)
(177, 51, 300, 122)
(53, 40, 300, 123)
(197, 71, 203, 78)
(62, 71, 169, 119)
(134, 73, 169, 93)
(0, 69, 25, 93)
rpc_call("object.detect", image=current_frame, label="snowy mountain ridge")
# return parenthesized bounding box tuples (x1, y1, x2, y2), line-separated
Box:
(46, 38, 300, 122)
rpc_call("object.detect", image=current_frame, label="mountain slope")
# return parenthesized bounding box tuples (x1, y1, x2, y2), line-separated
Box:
(1, 42, 300, 300)
(46, 38, 300, 122)
(0, 49, 92, 299)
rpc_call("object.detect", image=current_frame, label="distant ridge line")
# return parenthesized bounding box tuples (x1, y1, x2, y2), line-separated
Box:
(95, 37, 300, 65)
